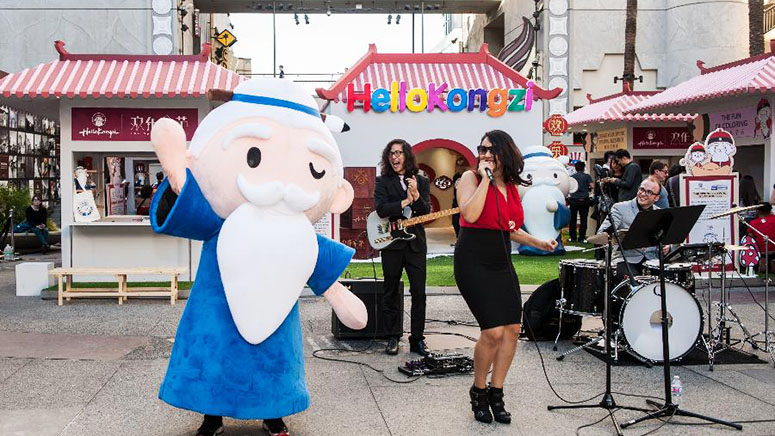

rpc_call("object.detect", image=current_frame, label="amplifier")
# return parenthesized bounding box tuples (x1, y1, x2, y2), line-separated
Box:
(331, 279, 403, 340)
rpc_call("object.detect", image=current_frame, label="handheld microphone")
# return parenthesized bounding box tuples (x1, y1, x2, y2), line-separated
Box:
(484, 167, 495, 183)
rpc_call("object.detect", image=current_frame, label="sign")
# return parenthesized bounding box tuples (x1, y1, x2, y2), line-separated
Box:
(543, 114, 569, 136)
(707, 106, 756, 138)
(596, 128, 627, 152)
(215, 29, 237, 47)
(680, 128, 736, 176)
(107, 184, 126, 216)
(0, 154, 7, 179)
(681, 174, 738, 269)
(632, 127, 694, 149)
(547, 141, 568, 158)
(346, 81, 535, 117)
(313, 213, 334, 239)
(71, 108, 198, 141)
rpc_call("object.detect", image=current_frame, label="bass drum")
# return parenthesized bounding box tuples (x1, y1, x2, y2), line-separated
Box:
(612, 280, 703, 363)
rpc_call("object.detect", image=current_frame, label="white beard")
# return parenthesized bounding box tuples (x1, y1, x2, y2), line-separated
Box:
(521, 184, 565, 242)
(217, 203, 318, 345)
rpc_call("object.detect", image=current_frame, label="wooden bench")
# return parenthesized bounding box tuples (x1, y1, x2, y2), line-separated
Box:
(49, 267, 187, 306)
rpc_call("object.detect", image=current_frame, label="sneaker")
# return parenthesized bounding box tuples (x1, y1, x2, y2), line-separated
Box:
(409, 339, 431, 357)
(385, 337, 399, 355)
(263, 418, 290, 436)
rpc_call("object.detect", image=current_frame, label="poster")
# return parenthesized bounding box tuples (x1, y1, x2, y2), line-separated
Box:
(107, 184, 126, 216)
(313, 213, 334, 239)
(706, 106, 756, 138)
(681, 174, 738, 269)
(595, 128, 627, 152)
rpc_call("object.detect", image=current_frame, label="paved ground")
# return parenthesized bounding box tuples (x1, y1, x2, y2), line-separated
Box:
(2, 251, 775, 436)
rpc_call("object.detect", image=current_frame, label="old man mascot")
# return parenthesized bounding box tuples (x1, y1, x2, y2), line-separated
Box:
(517, 146, 577, 255)
(149, 78, 367, 436)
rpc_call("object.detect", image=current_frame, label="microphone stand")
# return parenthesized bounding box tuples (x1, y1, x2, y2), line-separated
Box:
(738, 217, 775, 366)
(548, 197, 650, 436)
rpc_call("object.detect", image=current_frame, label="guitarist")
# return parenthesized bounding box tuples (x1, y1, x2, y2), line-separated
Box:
(374, 139, 432, 356)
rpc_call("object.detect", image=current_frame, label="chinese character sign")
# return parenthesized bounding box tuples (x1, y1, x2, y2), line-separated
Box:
(72, 108, 198, 141)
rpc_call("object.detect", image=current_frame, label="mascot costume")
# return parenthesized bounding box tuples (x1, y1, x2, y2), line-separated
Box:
(517, 146, 577, 255)
(149, 78, 368, 436)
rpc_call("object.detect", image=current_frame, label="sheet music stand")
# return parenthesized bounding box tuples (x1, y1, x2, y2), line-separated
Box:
(618, 205, 742, 431)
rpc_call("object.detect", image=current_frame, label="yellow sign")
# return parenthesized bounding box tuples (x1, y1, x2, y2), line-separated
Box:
(596, 128, 628, 152)
(215, 29, 237, 47)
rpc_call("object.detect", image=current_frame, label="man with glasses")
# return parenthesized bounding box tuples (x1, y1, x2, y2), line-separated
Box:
(602, 149, 642, 202)
(597, 179, 665, 278)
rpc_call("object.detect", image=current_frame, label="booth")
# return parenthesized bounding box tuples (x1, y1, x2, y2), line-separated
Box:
(316, 44, 561, 256)
(0, 41, 244, 280)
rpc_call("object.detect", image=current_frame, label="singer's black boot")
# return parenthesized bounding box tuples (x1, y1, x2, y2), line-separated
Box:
(487, 385, 512, 424)
(469, 385, 493, 424)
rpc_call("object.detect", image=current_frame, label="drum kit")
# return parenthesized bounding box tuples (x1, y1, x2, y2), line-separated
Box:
(553, 203, 775, 370)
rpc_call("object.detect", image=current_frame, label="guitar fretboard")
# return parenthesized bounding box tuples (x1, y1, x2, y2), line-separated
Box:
(399, 208, 460, 227)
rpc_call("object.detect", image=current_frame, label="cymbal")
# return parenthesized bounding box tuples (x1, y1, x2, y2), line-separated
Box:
(587, 229, 628, 245)
(723, 244, 749, 251)
(709, 204, 760, 219)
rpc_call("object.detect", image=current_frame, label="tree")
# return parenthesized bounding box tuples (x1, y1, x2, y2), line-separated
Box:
(750, 0, 764, 56)
(623, 0, 638, 90)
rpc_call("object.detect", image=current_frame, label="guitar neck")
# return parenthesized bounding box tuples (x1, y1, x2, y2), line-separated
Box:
(400, 208, 460, 227)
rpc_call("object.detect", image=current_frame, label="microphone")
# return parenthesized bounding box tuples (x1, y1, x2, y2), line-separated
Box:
(484, 167, 494, 183)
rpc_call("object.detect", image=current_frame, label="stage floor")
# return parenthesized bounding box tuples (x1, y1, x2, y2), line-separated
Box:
(1, 253, 774, 435)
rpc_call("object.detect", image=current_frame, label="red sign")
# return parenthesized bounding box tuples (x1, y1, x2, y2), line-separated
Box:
(632, 127, 694, 149)
(71, 108, 198, 141)
(548, 141, 568, 158)
(543, 114, 569, 136)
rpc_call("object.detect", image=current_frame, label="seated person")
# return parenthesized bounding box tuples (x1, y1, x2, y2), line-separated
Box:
(14, 195, 51, 252)
(748, 203, 775, 253)
(596, 179, 663, 279)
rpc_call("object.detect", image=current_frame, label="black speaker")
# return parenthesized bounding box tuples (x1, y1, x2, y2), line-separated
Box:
(331, 279, 403, 339)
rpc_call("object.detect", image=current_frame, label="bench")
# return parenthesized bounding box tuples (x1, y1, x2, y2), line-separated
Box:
(49, 267, 187, 306)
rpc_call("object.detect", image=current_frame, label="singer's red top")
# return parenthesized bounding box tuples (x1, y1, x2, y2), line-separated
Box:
(459, 171, 524, 232)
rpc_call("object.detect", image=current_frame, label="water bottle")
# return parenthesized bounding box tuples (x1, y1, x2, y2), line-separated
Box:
(671, 375, 684, 405)
(3, 244, 13, 261)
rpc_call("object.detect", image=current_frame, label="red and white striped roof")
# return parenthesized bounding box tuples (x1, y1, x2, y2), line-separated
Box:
(316, 44, 561, 102)
(0, 41, 244, 99)
(627, 48, 775, 113)
(566, 87, 696, 127)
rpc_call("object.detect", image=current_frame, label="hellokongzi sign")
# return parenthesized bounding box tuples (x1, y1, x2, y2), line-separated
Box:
(71, 108, 198, 141)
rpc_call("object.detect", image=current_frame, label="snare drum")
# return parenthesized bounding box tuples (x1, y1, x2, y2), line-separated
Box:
(558, 259, 609, 315)
(643, 260, 695, 293)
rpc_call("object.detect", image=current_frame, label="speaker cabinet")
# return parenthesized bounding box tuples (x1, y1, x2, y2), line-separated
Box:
(331, 279, 403, 339)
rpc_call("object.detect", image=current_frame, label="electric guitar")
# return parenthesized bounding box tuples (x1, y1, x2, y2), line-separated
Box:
(366, 207, 460, 250)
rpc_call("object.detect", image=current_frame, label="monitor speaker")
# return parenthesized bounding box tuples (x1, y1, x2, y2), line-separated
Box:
(331, 279, 403, 339)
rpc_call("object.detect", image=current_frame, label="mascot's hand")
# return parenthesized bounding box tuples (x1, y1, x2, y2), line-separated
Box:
(150, 118, 189, 194)
(547, 200, 558, 212)
(323, 281, 368, 330)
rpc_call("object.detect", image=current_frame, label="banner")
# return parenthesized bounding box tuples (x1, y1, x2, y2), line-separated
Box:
(706, 106, 756, 138)
(596, 128, 627, 152)
(72, 108, 198, 141)
(632, 127, 694, 149)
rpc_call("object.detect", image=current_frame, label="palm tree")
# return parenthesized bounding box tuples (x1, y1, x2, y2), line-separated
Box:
(750, 0, 764, 56)
(623, 0, 638, 90)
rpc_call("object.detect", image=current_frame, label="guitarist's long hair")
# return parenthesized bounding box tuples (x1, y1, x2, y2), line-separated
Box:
(481, 130, 530, 187)
(379, 139, 419, 177)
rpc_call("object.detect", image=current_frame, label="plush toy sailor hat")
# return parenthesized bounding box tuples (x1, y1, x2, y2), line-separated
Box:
(522, 145, 567, 170)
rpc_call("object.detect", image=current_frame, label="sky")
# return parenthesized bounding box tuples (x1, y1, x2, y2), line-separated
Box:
(230, 13, 447, 89)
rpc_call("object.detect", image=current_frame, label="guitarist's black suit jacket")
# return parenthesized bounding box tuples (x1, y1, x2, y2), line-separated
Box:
(374, 173, 431, 253)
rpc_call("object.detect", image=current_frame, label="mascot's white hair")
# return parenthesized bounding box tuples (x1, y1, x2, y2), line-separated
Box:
(188, 78, 347, 179)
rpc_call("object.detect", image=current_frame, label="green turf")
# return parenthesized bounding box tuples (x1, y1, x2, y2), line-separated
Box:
(342, 243, 595, 286)
(44, 281, 193, 291)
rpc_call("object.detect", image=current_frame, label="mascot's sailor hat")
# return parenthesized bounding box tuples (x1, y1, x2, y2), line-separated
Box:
(189, 78, 348, 159)
(522, 146, 567, 171)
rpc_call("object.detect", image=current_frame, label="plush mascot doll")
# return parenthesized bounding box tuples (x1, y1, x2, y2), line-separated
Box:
(149, 78, 367, 436)
(517, 146, 577, 255)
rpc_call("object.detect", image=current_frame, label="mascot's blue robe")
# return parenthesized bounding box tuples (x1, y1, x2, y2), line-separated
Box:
(150, 170, 354, 419)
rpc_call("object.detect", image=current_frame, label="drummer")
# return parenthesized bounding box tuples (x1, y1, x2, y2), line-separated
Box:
(597, 179, 669, 279)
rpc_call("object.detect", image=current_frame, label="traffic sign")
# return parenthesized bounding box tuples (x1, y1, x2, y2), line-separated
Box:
(215, 29, 237, 47)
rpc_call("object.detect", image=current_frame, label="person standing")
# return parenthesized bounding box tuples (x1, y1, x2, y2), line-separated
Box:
(568, 161, 594, 242)
(648, 160, 669, 208)
(454, 130, 556, 424)
(374, 139, 431, 356)
(665, 164, 684, 207)
(602, 149, 641, 202)
(15, 195, 50, 252)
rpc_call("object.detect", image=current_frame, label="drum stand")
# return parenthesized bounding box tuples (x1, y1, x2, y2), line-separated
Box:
(737, 219, 775, 367)
(549, 219, 651, 436)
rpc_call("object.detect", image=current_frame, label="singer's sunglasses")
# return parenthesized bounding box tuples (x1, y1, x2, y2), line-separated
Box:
(477, 145, 497, 155)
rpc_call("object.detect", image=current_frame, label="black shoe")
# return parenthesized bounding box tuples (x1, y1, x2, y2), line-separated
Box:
(385, 337, 399, 355)
(196, 415, 224, 436)
(41, 245, 49, 254)
(469, 385, 493, 424)
(262, 418, 290, 436)
(487, 385, 512, 424)
(409, 339, 431, 357)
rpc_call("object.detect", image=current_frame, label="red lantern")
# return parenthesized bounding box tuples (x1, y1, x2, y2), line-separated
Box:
(543, 114, 569, 136)
(548, 141, 569, 159)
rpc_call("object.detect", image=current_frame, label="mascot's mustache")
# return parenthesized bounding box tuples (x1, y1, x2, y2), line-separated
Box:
(528, 175, 561, 187)
(237, 174, 320, 212)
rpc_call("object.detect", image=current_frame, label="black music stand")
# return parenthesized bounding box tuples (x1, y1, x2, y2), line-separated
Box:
(618, 205, 742, 431)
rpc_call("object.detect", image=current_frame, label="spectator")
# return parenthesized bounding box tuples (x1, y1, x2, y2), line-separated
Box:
(152, 171, 164, 189)
(602, 149, 642, 201)
(748, 203, 775, 254)
(14, 195, 50, 252)
(568, 161, 594, 242)
(741, 175, 761, 207)
(665, 164, 684, 207)
(648, 160, 669, 208)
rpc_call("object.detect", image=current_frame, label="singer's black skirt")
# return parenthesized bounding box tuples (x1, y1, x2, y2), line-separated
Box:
(454, 226, 522, 330)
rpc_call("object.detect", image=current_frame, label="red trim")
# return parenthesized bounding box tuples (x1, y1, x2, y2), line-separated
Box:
(316, 44, 562, 101)
(54, 40, 211, 62)
(698, 50, 775, 75)
(412, 138, 477, 167)
(586, 89, 661, 104)
(681, 175, 738, 271)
